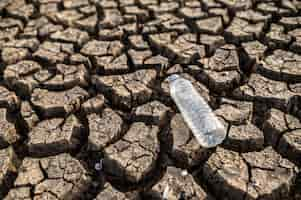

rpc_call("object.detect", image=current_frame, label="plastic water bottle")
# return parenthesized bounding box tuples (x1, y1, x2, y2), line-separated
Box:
(168, 74, 226, 148)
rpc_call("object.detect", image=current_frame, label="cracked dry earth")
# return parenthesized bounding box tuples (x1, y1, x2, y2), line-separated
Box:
(1, 0, 301, 200)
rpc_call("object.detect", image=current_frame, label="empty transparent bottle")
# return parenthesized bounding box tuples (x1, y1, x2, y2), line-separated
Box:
(168, 74, 226, 148)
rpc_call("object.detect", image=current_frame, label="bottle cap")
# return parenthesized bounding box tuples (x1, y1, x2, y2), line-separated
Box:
(166, 74, 180, 82)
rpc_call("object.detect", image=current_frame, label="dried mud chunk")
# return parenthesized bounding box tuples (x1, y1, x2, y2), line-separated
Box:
(50, 28, 89, 47)
(31, 86, 89, 117)
(98, 0, 118, 8)
(63, 0, 89, 9)
(199, 34, 225, 55)
(148, 32, 177, 51)
(0, 0, 10, 11)
(265, 24, 292, 48)
(123, 6, 149, 21)
(0, 147, 19, 198)
(74, 14, 97, 33)
(263, 108, 301, 145)
(171, 34, 206, 62)
(145, 166, 211, 200)
(258, 49, 301, 82)
(81, 95, 105, 115)
(141, 19, 162, 34)
(242, 147, 299, 199)
(196, 17, 223, 34)
(288, 28, 301, 53)
(128, 35, 149, 50)
(33, 192, 59, 200)
(156, 14, 189, 33)
(0, 109, 18, 149)
(214, 99, 264, 152)
(6, 1, 34, 21)
(21, 17, 48, 37)
(20, 101, 39, 131)
(98, 25, 131, 41)
(144, 55, 169, 70)
(166, 64, 183, 75)
(13, 153, 91, 200)
(203, 44, 239, 71)
(0, 27, 19, 41)
(147, 2, 179, 14)
(27, 115, 83, 156)
(70, 53, 91, 69)
(282, 0, 298, 12)
(38, 23, 64, 38)
(242, 41, 267, 61)
(95, 182, 140, 200)
(257, 2, 291, 16)
(162, 34, 206, 64)
(79, 5, 96, 15)
(179, 6, 206, 20)
(217, 0, 252, 10)
(137, 0, 157, 7)
(1, 48, 29, 65)
(170, 114, 212, 168)
(2, 38, 40, 51)
(225, 18, 265, 44)
(53, 10, 84, 26)
(0, 86, 19, 111)
(43, 64, 88, 89)
(199, 44, 241, 92)
(262, 108, 289, 146)
(201, 147, 249, 200)
(236, 10, 271, 23)
(234, 73, 295, 110)
(94, 54, 129, 75)
(201, 69, 241, 93)
(215, 99, 253, 125)
(292, 0, 301, 9)
(4, 186, 31, 200)
(208, 8, 230, 25)
(92, 69, 156, 109)
(14, 158, 44, 187)
(81, 40, 123, 57)
(88, 108, 124, 151)
(225, 123, 264, 152)
(4, 60, 41, 97)
(22, 22, 42, 38)
(119, 0, 135, 6)
(182, 0, 202, 7)
(39, 3, 59, 19)
(279, 16, 301, 30)
(34, 42, 74, 64)
(289, 83, 301, 95)
(33, 0, 62, 3)
(203, 146, 298, 200)
(104, 122, 160, 183)
(98, 9, 124, 29)
(278, 129, 301, 166)
(202, 0, 222, 9)
(132, 100, 170, 126)
(0, 17, 23, 30)
(128, 49, 153, 68)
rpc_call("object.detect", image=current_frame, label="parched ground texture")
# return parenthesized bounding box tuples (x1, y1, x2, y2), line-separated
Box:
(0, 0, 301, 199)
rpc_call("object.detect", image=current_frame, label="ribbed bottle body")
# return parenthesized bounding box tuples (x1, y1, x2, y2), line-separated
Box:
(169, 75, 226, 148)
